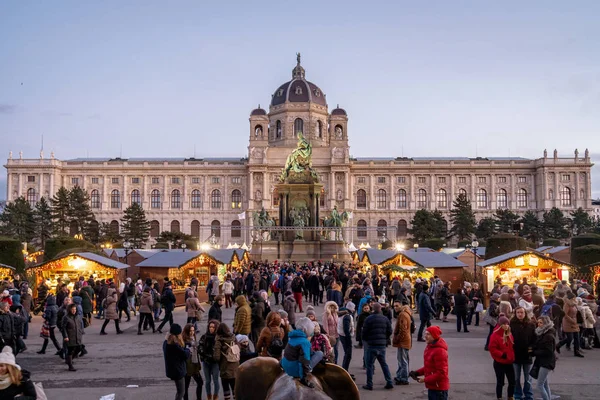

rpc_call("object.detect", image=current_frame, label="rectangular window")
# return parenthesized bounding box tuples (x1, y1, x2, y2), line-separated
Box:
(191, 177, 200, 184)
(131, 177, 140, 184)
(417, 177, 426, 184)
(397, 176, 405, 184)
(151, 177, 160, 184)
(91, 177, 99, 184)
(212, 177, 220, 184)
(561, 174, 570, 182)
(232, 177, 241, 184)
(518, 176, 527, 183)
(377, 176, 386, 184)
(438, 177, 446, 184)
(478, 176, 486, 184)
(171, 177, 180, 184)
(458, 177, 466, 184)
(358, 177, 365, 184)
(498, 176, 507, 183)
(71, 177, 79, 186)
(111, 177, 119, 184)
(27, 175, 36, 183)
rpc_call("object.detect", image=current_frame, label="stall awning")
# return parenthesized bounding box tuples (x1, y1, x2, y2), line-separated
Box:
(28, 252, 129, 270)
(137, 249, 248, 268)
(401, 250, 468, 268)
(478, 250, 574, 269)
(0, 263, 16, 271)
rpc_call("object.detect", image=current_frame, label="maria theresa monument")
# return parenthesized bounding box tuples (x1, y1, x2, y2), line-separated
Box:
(4, 55, 594, 249)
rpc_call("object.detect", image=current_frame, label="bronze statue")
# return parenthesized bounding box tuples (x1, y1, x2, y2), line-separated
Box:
(280, 132, 319, 182)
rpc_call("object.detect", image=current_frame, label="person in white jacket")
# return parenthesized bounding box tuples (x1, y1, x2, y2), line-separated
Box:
(222, 276, 234, 308)
(576, 297, 596, 349)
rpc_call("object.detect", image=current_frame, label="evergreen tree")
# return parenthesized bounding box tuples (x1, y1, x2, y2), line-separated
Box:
(542, 207, 570, 239)
(51, 187, 71, 236)
(520, 211, 543, 242)
(68, 186, 96, 239)
(432, 209, 448, 238)
(409, 209, 443, 242)
(0, 197, 36, 242)
(99, 222, 121, 243)
(121, 203, 150, 247)
(34, 197, 53, 248)
(449, 193, 476, 240)
(494, 208, 520, 233)
(570, 207, 593, 236)
(475, 217, 497, 240)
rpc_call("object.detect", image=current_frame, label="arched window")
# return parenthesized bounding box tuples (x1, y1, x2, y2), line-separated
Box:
(548, 189, 554, 200)
(254, 125, 263, 138)
(26, 188, 37, 207)
(231, 220, 241, 238)
(476, 188, 487, 209)
(517, 189, 527, 208)
(357, 220, 367, 238)
(130, 189, 141, 205)
(396, 189, 407, 209)
(191, 190, 202, 209)
(211, 220, 221, 238)
(111, 190, 121, 209)
(170, 220, 180, 233)
(397, 220, 407, 238)
(91, 189, 100, 209)
(356, 189, 367, 209)
(110, 220, 119, 234)
(376, 189, 387, 209)
(377, 219, 388, 238)
(560, 187, 571, 206)
(458, 188, 468, 199)
(191, 220, 200, 238)
(150, 220, 160, 237)
(231, 189, 242, 209)
(276, 120, 282, 139)
(272, 189, 280, 207)
(211, 190, 221, 209)
(436, 189, 447, 208)
(317, 120, 323, 138)
(151, 190, 161, 209)
(294, 118, 303, 136)
(417, 189, 427, 208)
(334, 124, 343, 139)
(171, 189, 181, 209)
(497, 189, 508, 208)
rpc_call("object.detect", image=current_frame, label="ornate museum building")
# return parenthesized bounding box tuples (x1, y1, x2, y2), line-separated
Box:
(4, 56, 594, 247)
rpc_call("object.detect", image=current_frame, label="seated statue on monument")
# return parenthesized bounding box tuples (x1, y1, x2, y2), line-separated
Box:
(252, 207, 275, 240)
(323, 205, 350, 241)
(279, 132, 319, 183)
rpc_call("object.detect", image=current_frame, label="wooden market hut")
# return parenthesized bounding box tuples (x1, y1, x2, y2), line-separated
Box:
(402, 249, 468, 286)
(478, 250, 572, 294)
(585, 261, 600, 293)
(0, 263, 16, 278)
(136, 249, 248, 305)
(26, 252, 129, 295)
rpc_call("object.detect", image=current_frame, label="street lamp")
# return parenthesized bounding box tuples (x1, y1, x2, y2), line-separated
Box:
(181, 243, 187, 252)
(471, 239, 479, 281)
(413, 243, 419, 252)
(123, 241, 132, 277)
(395, 243, 405, 252)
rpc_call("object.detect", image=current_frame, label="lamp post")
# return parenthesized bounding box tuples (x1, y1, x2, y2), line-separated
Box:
(471, 239, 479, 281)
(123, 241, 132, 278)
(181, 243, 187, 252)
(413, 243, 419, 252)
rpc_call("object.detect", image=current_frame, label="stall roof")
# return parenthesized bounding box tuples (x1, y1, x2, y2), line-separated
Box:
(543, 246, 570, 255)
(535, 246, 553, 252)
(0, 263, 16, 271)
(102, 248, 114, 257)
(403, 248, 434, 253)
(28, 252, 129, 270)
(136, 251, 200, 268)
(441, 247, 487, 259)
(402, 251, 467, 268)
(478, 250, 574, 268)
(363, 249, 398, 265)
(134, 249, 165, 259)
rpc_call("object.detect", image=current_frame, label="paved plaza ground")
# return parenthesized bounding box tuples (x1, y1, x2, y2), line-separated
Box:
(17, 297, 600, 400)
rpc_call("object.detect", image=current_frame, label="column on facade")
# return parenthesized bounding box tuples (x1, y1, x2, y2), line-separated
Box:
(163, 175, 168, 209)
(510, 174, 516, 209)
(388, 173, 393, 210)
(449, 175, 454, 207)
(203, 175, 208, 209)
(248, 172, 254, 203)
(102, 176, 108, 209)
(429, 174, 435, 210)
(541, 168, 547, 211)
(329, 171, 335, 208)
(575, 172, 581, 207)
(409, 174, 415, 210)
(122, 174, 128, 209)
(182, 175, 187, 211)
(17, 174, 23, 197)
(262, 170, 268, 209)
(38, 172, 44, 200)
(530, 174, 536, 210)
(7, 173, 13, 201)
(470, 174, 475, 210)
(348, 172, 354, 210)
(554, 170, 559, 208)
(490, 173, 496, 210)
(369, 174, 374, 210)
(49, 172, 54, 198)
(142, 175, 148, 209)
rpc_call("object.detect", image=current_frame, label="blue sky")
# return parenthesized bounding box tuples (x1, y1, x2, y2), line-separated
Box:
(1, 1, 599, 198)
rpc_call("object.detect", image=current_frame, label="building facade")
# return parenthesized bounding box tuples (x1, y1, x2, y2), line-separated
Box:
(4, 56, 595, 247)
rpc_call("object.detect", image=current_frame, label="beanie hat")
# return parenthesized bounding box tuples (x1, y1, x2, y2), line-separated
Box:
(426, 326, 442, 340)
(169, 323, 183, 335)
(305, 309, 316, 318)
(0, 346, 20, 370)
(278, 310, 288, 319)
(498, 316, 510, 325)
(491, 293, 500, 301)
(345, 301, 356, 313)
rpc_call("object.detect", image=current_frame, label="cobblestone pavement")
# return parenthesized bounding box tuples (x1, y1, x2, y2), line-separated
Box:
(17, 298, 600, 399)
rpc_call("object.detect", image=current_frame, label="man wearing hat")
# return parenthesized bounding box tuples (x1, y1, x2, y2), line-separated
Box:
(412, 326, 449, 399)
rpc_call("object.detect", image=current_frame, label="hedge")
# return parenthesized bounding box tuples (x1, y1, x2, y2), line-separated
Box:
(45, 238, 97, 260)
(570, 245, 600, 271)
(485, 234, 534, 260)
(0, 238, 25, 272)
(542, 239, 562, 247)
(571, 234, 600, 250)
(420, 239, 447, 250)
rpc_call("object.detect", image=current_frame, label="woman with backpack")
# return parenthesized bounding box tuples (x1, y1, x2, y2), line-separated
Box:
(199, 320, 220, 400)
(256, 311, 284, 359)
(213, 323, 240, 400)
(163, 323, 190, 400)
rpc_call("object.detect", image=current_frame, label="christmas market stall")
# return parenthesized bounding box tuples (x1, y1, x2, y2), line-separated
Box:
(27, 252, 129, 295)
(478, 250, 571, 295)
(0, 263, 16, 278)
(588, 262, 600, 291)
(401, 249, 468, 286)
(136, 249, 248, 305)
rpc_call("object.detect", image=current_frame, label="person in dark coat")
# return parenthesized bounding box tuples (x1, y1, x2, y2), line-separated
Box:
(417, 285, 435, 342)
(157, 282, 177, 333)
(208, 295, 224, 322)
(361, 302, 394, 390)
(95, 280, 108, 319)
(250, 292, 266, 344)
(37, 294, 61, 355)
(533, 316, 556, 400)
(306, 271, 320, 306)
(80, 282, 94, 324)
(61, 303, 84, 371)
(453, 288, 470, 333)
(163, 323, 190, 400)
(510, 306, 536, 400)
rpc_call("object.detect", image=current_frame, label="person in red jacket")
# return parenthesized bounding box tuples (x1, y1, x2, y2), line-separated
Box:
(489, 315, 516, 400)
(411, 326, 449, 400)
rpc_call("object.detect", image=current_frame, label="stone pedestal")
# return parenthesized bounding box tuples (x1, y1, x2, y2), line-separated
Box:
(250, 240, 352, 263)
